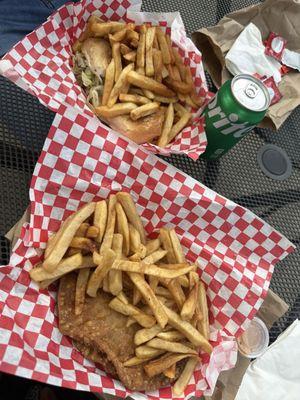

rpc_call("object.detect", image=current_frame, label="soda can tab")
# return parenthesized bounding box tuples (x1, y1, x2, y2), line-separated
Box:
(262, 76, 282, 106)
(265, 32, 287, 62)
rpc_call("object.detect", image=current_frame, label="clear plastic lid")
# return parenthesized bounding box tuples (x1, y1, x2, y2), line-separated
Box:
(237, 317, 269, 359)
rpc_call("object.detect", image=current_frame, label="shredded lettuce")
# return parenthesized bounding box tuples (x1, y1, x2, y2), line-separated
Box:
(74, 51, 104, 106)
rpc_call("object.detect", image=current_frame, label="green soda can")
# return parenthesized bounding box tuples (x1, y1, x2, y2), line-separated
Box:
(201, 74, 271, 160)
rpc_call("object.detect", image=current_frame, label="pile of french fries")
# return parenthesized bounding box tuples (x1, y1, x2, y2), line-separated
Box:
(30, 192, 211, 395)
(73, 16, 204, 147)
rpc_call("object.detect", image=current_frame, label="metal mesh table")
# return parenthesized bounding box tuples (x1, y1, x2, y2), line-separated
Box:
(0, 0, 299, 343)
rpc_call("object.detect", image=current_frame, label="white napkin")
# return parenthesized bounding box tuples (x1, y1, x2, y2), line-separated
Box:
(225, 23, 282, 84)
(235, 319, 300, 400)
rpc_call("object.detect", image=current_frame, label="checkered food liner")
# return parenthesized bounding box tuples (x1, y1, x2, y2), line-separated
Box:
(0, 105, 294, 398)
(0, 0, 208, 160)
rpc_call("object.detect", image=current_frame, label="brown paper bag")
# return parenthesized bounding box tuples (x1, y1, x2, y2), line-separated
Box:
(205, 290, 289, 400)
(192, 0, 300, 130)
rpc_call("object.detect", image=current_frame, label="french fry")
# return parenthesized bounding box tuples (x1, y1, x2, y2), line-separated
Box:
(112, 260, 193, 278)
(164, 364, 176, 379)
(101, 59, 115, 106)
(145, 27, 156, 77)
(30, 253, 83, 282)
(143, 249, 167, 265)
(129, 224, 142, 253)
(93, 251, 103, 265)
(43, 202, 96, 272)
(123, 357, 147, 367)
(39, 278, 57, 289)
(107, 63, 135, 107)
(134, 324, 162, 346)
(70, 237, 96, 252)
(75, 223, 90, 237)
(165, 279, 186, 309)
(115, 202, 130, 255)
(101, 274, 108, 292)
(120, 43, 131, 55)
(157, 330, 184, 341)
(96, 102, 137, 118)
(165, 34, 175, 64)
(75, 268, 90, 315)
(181, 283, 198, 321)
(173, 357, 198, 396)
(130, 38, 139, 48)
(109, 297, 156, 328)
(119, 93, 150, 105)
(162, 304, 212, 352)
(123, 50, 136, 62)
(172, 65, 182, 81)
(169, 229, 186, 263)
(91, 21, 125, 37)
(153, 48, 163, 83)
(177, 275, 189, 288)
(130, 102, 160, 121)
(158, 263, 190, 270)
(44, 233, 59, 259)
(86, 226, 99, 239)
(110, 28, 127, 42)
(112, 42, 121, 82)
(126, 317, 136, 327)
(149, 275, 159, 293)
(167, 112, 191, 143)
(157, 103, 174, 147)
(136, 25, 146, 68)
(155, 286, 173, 299)
(145, 238, 161, 256)
(126, 29, 139, 43)
(116, 192, 146, 244)
(108, 234, 123, 295)
(165, 78, 192, 94)
(93, 200, 108, 244)
(127, 71, 175, 97)
(86, 249, 116, 297)
(162, 65, 169, 78)
(133, 286, 143, 306)
(197, 281, 210, 340)
(159, 228, 177, 263)
(142, 89, 155, 99)
(135, 346, 165, 359)
(189, 271, 199, 288)
(144, 353, 194, 378)
(174, 103, 188, 117)
(146, 338, 197, 355)
(117, 291, 129, 304)
(153, 95, 177, 103)
(129, 272, 168, 328)
(156, 28, 171, 64)
(100, 195, 117, 253)
(130, 87, 146, 96)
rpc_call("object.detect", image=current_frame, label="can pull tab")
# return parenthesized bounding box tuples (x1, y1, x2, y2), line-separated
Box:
(245, 82, 259, 99)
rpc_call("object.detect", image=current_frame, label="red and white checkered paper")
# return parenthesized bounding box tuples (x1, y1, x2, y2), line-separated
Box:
(0, 104, 294, 398)
(0, 0, 209, 161)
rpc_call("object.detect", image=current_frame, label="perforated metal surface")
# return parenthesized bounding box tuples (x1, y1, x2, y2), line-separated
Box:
(0, 0, 299, 342)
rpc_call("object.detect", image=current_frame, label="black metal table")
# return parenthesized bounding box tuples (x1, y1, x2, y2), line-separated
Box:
(0, 0, 299, 346)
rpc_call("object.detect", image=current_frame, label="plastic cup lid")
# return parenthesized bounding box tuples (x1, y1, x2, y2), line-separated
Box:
(237, 317, 269, 359)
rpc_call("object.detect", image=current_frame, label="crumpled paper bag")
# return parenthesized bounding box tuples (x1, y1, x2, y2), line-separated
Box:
(192, 0, 300, 130)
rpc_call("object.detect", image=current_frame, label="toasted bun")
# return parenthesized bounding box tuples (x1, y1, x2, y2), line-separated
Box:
(106, 108, 165, 144)
(81, 38, 112, 77)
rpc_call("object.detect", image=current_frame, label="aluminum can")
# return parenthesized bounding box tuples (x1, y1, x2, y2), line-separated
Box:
(202, 74, 271, 160)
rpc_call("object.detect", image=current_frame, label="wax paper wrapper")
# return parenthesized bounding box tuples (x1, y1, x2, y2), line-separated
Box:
(0, 0, 209, 161)
(0, 104, 294, 398)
